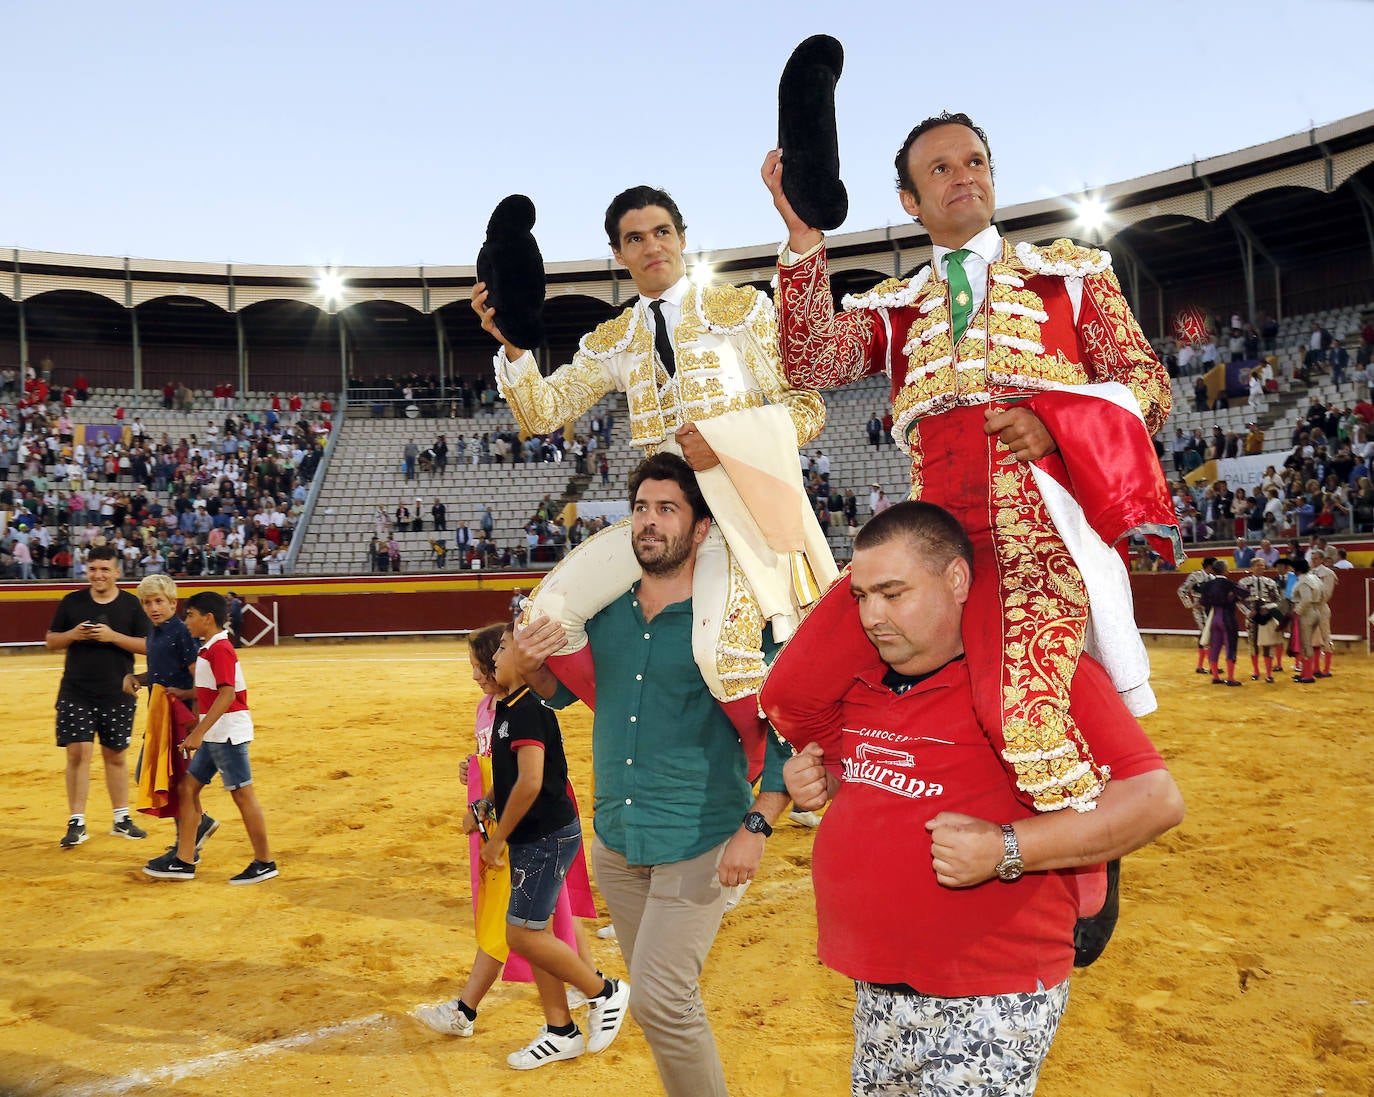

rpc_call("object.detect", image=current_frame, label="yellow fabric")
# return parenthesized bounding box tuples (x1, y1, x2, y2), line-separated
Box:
(135, 685, 175, 814)
(472, 755, 512, 963)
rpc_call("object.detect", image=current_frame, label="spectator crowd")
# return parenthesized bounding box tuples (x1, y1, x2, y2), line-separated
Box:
(1, 366, 329, 581)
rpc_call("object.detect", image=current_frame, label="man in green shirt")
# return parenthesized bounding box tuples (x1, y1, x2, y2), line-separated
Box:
(515, 453, 789, 1097)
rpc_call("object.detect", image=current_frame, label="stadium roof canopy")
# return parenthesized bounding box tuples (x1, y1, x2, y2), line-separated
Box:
(3, 110, 1373, 380)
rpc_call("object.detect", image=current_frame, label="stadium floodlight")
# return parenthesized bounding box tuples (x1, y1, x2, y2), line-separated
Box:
(317, 270, 346, 301)
(690, 257, 713, 287)
(1075, 195, 1109, 234)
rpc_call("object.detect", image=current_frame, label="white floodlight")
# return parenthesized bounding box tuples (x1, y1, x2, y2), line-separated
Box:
(1076, 196, 1108, 234)
(317, 271, 346, 301)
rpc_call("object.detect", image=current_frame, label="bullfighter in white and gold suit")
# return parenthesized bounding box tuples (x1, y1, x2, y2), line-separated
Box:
(473, 186, 836, 745)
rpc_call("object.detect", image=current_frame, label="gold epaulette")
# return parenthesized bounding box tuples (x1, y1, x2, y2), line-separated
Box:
(1014, 238, 1113, 278)
(841, 266, 931, 311)
(579, 306, 636, 359)
(698, 282, 766, 332)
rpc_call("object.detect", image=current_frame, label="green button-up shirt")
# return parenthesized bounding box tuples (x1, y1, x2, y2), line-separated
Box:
(547, 585, 787, 866)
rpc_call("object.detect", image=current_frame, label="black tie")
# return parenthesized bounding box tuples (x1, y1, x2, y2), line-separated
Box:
(649, 299, 676, 378)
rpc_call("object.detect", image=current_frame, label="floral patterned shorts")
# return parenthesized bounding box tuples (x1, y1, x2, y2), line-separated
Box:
(851, 978, 1069, 1096)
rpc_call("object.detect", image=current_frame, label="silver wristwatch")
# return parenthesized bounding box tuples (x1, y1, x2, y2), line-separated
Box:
(995, 823, 1024, 882)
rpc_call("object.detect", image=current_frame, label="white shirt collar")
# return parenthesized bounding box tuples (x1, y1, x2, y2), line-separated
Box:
(639, 275, 690, 312)
(932, 225, 1003, 275)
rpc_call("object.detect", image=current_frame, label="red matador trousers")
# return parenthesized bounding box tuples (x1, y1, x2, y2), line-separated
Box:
(912, 405, 1106, 810)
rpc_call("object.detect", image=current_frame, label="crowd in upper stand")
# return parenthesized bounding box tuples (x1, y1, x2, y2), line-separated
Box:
(0, 362, 328, 581)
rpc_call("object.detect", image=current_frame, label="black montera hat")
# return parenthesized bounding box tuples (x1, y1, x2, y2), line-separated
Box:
(778, 34, 848, 231)
(476, 195, 546, 350)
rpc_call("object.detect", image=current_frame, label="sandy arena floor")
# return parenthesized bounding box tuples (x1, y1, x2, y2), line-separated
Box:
(1, 638, 1371, 1097)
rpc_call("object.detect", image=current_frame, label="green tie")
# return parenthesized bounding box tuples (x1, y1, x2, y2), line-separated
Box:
(946, 248, 973, 346)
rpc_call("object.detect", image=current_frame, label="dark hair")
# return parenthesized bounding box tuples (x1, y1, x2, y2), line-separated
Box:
(604, 186, 687, 253)
(467, 621, 507, 679)
(893, 111, 994, 200)
(854, 500, 973, 575)
(186, 590, 228, 625)
(1289, 557, 1310, 574)
(87, 544, 119, 564)
(627, 452, 711, 525)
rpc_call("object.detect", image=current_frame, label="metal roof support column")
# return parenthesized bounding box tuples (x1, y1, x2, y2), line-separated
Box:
(1223, 209, 1280, 326)
(1156, 284, 1165, 346)
(337, 312, 348, 396)
(423, 267, 443, 398)
(16, 299, 27, 370)
(434, 311, 448, 398)
(130, 307, 142, 393)
(229, 265, 245, 394)
(236, 312, 247, 395)
(124, 257, 141, 392)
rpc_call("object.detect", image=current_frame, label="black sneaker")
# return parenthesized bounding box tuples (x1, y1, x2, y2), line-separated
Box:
(229, 860, 278, 885)
(144, 851, 196, 880)
(60, 819, 88, 849)
(195, 814, 220, 851)
(111, 817, 148, 840)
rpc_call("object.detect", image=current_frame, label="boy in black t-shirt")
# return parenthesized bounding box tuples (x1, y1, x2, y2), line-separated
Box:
(473, 627, 630, 1070)
(45, 544, 151, 848)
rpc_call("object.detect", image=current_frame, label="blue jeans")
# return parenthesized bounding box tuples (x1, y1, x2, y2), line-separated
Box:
(187, 740, 254, 791)
(506, 819, 581, 929)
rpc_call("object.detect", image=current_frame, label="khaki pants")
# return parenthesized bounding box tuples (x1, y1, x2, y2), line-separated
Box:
(592, 836, 730, 1097)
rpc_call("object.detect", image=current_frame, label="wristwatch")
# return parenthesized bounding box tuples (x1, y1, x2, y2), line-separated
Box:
(742, 811, 773, 838)
(995, 823, 1024, 882)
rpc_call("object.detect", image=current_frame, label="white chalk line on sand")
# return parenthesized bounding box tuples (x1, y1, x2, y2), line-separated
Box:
(59, 1012, 389, 1097)
(4, 653, 458, 676)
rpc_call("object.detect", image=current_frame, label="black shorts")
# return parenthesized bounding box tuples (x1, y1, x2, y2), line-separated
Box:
(55, 697, 137, 751)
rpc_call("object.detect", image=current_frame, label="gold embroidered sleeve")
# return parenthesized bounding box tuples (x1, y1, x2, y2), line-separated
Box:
(775, 246, 888, 390)
(499, 351, 617, 437)
(741, 294, 827, 447)
(1078, 268, 1172, 435)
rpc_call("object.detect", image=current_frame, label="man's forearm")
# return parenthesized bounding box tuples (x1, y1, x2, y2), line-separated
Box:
(523, 664, 561, 700)
(1017, 769, 1184, 872)
(750, 789, 790, 824)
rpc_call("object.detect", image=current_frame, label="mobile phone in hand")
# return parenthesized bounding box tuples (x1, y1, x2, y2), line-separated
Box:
(469, 800, 492, 841)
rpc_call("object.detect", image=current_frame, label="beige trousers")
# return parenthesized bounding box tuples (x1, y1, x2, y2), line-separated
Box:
(591, 836, 730, 1097)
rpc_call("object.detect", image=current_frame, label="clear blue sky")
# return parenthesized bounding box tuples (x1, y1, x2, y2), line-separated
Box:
(5, 0, 1371, 268)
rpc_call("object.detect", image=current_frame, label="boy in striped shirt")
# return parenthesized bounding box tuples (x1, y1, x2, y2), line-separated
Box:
(143, 591, 276, 884)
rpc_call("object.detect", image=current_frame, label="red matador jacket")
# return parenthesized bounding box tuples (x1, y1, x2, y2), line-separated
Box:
(774, 237, 1179, 560)
(775, 238, 1182, 811)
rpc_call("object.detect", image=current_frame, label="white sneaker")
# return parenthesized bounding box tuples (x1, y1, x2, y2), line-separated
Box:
(414, 999, 474, 1037)
(566, 985, 589, 1010)
(507, 1025, 585, 1069)
(595, 923, 618, 940)
(789, 809, 822, 827)
(585, 977, 630, 1053)
(723, 878, 752, 914)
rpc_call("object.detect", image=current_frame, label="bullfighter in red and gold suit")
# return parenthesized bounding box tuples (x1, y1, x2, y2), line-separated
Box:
(762, 112, 1181, 812)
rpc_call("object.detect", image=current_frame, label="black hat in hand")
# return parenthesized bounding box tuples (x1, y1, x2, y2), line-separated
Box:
(476, 194, 546, 350)
(778, 34, 848, 231)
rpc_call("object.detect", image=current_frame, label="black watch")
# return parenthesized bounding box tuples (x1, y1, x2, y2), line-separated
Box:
(742, 811, 773, 837)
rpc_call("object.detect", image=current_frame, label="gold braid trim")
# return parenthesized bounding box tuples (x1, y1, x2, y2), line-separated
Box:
(990, 455, 1107, 812)
(580, 307, 636, 358)
(698, 282, 766, 331)
(715, 550, 766, 699)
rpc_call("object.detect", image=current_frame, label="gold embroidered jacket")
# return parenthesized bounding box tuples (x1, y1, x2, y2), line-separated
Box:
(494, 283, 826, 451)
(775, 238, 1171, 449)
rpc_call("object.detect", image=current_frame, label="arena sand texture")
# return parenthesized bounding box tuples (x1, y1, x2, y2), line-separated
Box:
(1, 640, 1370, 1097)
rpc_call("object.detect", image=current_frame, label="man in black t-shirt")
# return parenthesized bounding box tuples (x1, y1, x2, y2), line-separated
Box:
(45, 545, 151, 848)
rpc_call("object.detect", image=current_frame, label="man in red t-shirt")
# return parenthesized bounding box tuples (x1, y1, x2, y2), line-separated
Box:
(761, 501, 1183, 1096)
